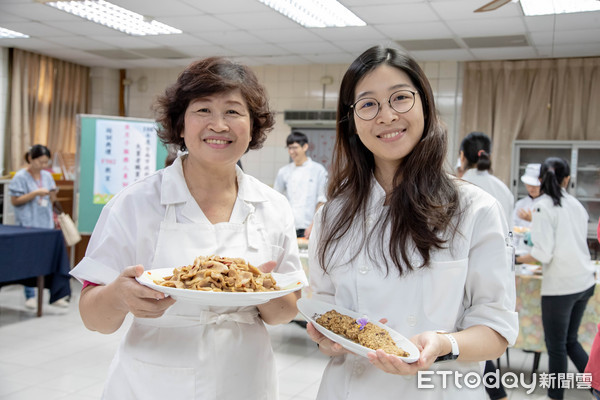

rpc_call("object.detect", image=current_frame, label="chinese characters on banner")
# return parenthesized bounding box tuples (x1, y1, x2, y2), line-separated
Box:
(93, 120, 157, 204)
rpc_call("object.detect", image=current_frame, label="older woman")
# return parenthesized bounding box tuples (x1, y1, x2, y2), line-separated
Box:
(70, 57, 307, 400)
(306, 46, 518, 399)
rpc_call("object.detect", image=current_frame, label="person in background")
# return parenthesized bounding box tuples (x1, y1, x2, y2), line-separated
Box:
(585, 216, 600, 400)
(9, 144, 69, 309)
(274, 131, 327, 238)
(516, 157, 595, 400)
(459, 131, 514, 224)
(513, 163, 542, 228)
(306, 46, 518, 399)
(70, 57, 307, 400)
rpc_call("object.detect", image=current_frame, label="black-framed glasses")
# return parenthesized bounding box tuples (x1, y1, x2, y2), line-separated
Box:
(350, 89, 417, 121)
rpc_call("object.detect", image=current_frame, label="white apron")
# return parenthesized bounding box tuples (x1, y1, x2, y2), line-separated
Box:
(102, 203, 280, 400)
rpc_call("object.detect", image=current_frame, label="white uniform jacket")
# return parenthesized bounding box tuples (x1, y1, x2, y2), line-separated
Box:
(309, 176, 518, 400)
(462, 169, 514, 226)
(71, 156, 307, 400)
(273, 157, 328, 230)
(530, 190, 595, 296)
(512, 195, 543, 228)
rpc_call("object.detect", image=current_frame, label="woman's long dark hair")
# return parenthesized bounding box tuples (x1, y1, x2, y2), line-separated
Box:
(539, 157, 570, 206)
(460, 131, 492, 171)
(317, 46, 461, 276)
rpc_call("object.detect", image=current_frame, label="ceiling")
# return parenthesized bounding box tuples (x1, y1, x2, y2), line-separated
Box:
(0, 0, 599, 69)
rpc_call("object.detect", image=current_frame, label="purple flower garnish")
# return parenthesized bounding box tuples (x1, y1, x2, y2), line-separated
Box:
(357, 317, 368, 330)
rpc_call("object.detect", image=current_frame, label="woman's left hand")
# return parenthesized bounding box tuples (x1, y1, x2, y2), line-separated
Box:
(258, 261, 276, 273)
(366, 331, 446, 375)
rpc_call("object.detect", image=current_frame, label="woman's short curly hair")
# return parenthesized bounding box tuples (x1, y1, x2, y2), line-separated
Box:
(154, 57, 275, 152)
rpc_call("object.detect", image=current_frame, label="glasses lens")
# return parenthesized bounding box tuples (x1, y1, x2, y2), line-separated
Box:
(390, 90, 415, 113)
(353, 98, 379, 120)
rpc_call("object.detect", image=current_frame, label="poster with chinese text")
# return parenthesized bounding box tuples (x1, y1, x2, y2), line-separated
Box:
(93, 119, 157, 204)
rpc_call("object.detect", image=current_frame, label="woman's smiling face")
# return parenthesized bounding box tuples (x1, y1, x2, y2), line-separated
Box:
(352, 64, 425, 171)
(181, 88, 251, 167)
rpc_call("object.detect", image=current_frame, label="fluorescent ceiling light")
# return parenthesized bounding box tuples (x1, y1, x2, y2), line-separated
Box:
(520, 0, 600, 16)
(257, 0, 366, 28)
(0, 27, 29, 39)
(45, 0, 182, 36)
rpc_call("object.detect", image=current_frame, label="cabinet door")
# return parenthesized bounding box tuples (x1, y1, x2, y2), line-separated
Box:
(575, 148, 600, 238)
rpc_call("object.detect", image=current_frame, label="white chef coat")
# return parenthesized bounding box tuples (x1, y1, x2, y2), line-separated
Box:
(309, 176, 518, 400)
(70, 156, 307, 400)
(529, 189, 595, 296)
(273, 157, 327, 230)
(512, 195, 543, 228)
(462, 169, 514, 226)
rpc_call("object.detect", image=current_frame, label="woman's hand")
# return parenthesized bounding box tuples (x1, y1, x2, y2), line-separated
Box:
(307, 322, 350, 357)
(33, 187, 51, 197)
(109, 265, 176, 318)
(367, 330, 447, 375)
(517, 208, 532, 222)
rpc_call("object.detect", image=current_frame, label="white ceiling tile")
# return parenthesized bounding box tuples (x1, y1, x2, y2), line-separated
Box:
(143, 33, 212, 47)
(431, 0, 523, 19)
(251, 29, 322, 43)
(0, 21, 71, 37)
(196, 31, 263, 45)
(223, 43, 290, 57)
(221, 12, 298, 30)
(90, 35, 164, 49)
(310, 26, 385, 42)
(375, 22, 453, 40)
(158, 15, 232, 33)
(447, 17, 527, 37)
(410, 48, 475, 61)
(302, 53, 356, 64)
(352, 3, 438, 24)
(109, 0, 202, 17)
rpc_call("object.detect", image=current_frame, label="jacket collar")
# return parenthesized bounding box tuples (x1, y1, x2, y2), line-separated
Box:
(161, 155, 268, 205)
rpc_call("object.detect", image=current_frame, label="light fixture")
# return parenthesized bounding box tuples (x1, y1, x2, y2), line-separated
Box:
(257, 0, 366, 28)
(44, 0, 182, 36)
(0, 27, 29, 39)
(520, 0, 600, 16)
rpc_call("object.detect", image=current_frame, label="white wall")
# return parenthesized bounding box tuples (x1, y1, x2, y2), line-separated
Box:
(91, 60, 463, 186)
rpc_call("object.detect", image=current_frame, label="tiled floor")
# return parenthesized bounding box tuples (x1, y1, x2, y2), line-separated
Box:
(0, 281, 593, 400)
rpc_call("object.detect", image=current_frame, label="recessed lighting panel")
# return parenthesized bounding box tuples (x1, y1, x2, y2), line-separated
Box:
(520, 0, 600, 16)
(0, 27, 29, 39)
(45, 0, 182, 36)
(257, 0, 366, 28)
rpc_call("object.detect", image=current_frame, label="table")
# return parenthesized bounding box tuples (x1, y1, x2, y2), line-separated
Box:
(0, 224, 72, 316)
(513, 268, 600, 373)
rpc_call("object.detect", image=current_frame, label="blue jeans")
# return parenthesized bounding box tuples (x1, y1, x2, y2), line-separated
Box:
(24, 286, 35, 299)
(542, 284, 595, 399)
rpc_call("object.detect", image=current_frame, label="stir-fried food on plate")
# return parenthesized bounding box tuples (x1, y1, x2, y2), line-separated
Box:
(153, 255, 280, 292)
(316, 309, 409, 357)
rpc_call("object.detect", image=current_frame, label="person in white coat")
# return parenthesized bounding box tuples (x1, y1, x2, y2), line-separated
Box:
(273, 131, 328, 239)
(70, 57, 307, 400)
(459, 131, 514, 225)
(516, 157, 595, 400)
(306, 46, 518, 400)
(513, 163, 542, 228)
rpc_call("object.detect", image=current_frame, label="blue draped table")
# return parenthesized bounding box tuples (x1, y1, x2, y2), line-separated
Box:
(0, 224, 72, 316)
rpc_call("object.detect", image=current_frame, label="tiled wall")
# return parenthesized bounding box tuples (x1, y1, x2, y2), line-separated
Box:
(92, 60, 462, 186)
(0, 48, 8, 175)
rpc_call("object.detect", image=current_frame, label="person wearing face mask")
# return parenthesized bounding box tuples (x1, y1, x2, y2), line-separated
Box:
(305, 46, 518, 399)
(69, 57, 307, 400)
(9, 144, 69, 309)
(273, 131, 328, 239)
(516, 157, 595, 400)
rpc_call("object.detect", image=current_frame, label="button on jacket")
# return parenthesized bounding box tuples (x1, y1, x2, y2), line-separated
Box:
(308, 177, 518, 400)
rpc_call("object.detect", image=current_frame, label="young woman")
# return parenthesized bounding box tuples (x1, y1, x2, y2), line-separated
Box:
(9, 144, 68, 308)
(70, 57, 307, 399)
(517, 157, 595, 400)
(306, 46, 518, 399)
(459, 131, 514, 224)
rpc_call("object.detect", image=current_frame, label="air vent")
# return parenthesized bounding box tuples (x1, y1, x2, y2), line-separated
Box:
(283, 110, 337, 128)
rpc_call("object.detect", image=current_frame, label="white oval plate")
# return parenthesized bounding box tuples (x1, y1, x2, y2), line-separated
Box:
(136, 268, 304, 306)
(297, 298, 420, 363)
